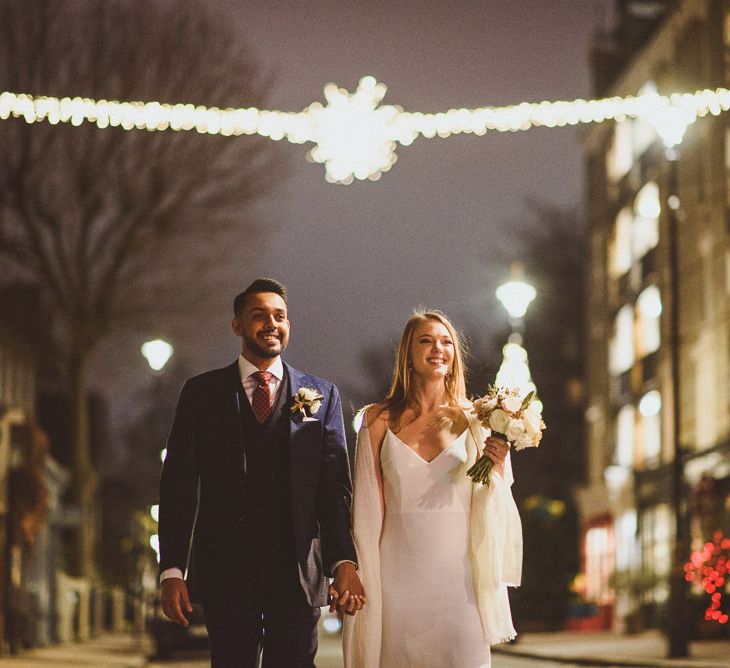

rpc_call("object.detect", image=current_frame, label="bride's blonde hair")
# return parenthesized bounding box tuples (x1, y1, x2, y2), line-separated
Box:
(381, 309, 468, 423)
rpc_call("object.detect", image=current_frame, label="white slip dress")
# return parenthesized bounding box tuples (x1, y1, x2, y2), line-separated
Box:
(378, 429, 491, 668)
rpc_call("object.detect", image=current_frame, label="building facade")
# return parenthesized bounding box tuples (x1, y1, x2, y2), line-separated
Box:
(0, 287, 78, 651)
(579, 0, 730, 631)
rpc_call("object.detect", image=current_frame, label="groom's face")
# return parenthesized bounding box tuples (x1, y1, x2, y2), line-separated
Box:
(233, 291, 290, 364)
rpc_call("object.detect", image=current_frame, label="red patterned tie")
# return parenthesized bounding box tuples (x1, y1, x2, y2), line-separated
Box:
(251, 370, 273, 424)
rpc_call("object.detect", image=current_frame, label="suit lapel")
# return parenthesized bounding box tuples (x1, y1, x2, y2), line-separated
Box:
(287, 364, 304, 438)
(225, 360, 248, 475)
(287, 363, 321, 485)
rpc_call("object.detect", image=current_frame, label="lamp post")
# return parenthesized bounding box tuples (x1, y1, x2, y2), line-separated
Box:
(495, 263, 538, 400)
(140, 337, 174, 469)
(649, 106, 692, 659)
(136, 338, 173, 637)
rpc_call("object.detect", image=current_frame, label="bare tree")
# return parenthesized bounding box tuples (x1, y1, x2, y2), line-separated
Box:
(0, 0, 281, 577)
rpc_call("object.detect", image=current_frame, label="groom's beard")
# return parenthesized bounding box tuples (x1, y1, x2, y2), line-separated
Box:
(244, 331, 288, 359)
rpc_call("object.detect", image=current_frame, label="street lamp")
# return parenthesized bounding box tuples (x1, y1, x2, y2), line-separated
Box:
(140, 338, 174, 465)
(648, 107, 692, 659)
(494, 263, 538, 401)
(136, 340, 173, 636)
(140, 339, 174, 372)
(495, 262, 536, 334)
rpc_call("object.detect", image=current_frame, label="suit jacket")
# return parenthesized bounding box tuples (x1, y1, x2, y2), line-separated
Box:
(158, 360, 357, 607)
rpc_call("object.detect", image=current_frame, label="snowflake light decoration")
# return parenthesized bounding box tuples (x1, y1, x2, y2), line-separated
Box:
(305, 76, 400, 184)
(4, 78, 730, 184)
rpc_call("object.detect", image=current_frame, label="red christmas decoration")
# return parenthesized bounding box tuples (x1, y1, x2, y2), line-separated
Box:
(684, 530, 730, 625)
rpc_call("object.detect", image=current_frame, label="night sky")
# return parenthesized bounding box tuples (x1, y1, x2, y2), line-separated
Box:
(92, 0, 613, 460)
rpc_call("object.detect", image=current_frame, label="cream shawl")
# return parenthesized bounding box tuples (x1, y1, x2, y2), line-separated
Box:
(343, 414, 522, 668)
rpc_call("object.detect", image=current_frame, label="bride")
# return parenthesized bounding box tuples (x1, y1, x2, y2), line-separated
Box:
(343, 310, 522, 667)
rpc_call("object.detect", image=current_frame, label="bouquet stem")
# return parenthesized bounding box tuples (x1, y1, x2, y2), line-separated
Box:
(466, 431, 507, 486)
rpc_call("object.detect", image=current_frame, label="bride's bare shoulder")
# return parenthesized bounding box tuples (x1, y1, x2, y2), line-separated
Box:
(363, 403, 389, 443)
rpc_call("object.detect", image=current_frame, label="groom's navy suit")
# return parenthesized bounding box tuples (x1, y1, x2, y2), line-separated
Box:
(158, 360, 356, 666)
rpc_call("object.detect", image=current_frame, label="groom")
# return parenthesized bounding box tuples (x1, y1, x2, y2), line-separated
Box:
(158, 278, 364, 667)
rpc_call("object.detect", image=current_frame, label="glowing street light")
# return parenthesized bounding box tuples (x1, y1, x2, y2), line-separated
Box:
(141, 338, 173, 372)
(495, 341, 537, 401)
(495, 262, 536, 331)
(141, 339, 174, 467)
(494, 264, 538, 400)
(496, 278, 537, 321)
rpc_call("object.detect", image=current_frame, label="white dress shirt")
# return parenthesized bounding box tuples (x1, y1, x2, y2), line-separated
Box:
(239, 354, 284, 406)
(160, 355, 355, 583)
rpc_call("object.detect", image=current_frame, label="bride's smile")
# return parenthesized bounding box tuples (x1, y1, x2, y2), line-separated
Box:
(410, 320, 454, 380)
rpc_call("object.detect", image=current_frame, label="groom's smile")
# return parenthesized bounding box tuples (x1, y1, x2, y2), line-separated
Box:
(232, 291, 290, 366)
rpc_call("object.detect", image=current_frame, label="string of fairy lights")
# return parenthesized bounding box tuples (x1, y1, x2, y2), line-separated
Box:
(1, 75, 726, 184)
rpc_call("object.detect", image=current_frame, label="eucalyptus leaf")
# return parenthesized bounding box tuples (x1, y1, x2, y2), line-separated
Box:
(520, 390, 535, 411)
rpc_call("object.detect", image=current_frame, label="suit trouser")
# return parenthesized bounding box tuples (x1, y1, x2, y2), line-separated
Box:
(202, 552, 320, 668)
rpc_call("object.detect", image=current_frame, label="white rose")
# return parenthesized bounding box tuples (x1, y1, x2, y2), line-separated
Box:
(308, 400, 322, 416)
(300, 387, 318, 401)
(484, 396, 498, 411)
(514, 433, 534, 451)
(489, 409, 511, 435)
(502, 395, 522, 414)
(523, 403, 543, 434)
(506, 418, 526, 442)
(474, 396, 497, 415)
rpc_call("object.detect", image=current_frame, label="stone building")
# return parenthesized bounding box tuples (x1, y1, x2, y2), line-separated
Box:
(0, 286, 74, 650)
(579, 0, 730, 631)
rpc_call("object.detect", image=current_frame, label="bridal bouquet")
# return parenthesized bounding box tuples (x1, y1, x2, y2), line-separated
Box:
(466, 386, 545, 486)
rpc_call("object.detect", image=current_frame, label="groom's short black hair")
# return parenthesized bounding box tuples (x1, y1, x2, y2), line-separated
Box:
(234, 278, 287, 316)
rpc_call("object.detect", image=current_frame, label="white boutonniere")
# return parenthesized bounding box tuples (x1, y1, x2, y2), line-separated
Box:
(290, 387, 324, 422)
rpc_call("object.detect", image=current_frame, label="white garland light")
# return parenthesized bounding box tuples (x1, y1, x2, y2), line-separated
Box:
(1, 78, 728, 183)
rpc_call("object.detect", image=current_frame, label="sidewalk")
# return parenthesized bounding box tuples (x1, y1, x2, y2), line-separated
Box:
(0, 633, 152, 667)
(493, 630, 730, 668)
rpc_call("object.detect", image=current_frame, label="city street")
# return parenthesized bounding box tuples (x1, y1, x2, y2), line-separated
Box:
(148, 653, 573, 667)
(146, 638, 574, 668)
(2, 0, 730, 665)
(3, 629, 729, 667)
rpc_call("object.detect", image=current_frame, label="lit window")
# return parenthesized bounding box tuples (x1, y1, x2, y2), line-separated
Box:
(607, 120, 633, 183)
(615, 510, 638, 572)
(632, 182, 660, 260)
(609, 207, 633, 277)
(636, 286, 661, 356)
(638, 391, 662, 466)
(585, 524, 615, 604)
(634, 181, 661, 219)
(615, 404, 635, 467)
(638, 390, 661, 417)
(652, 504, 672, 577)
(641, 503, 673, 575)
(640, 504, 672, 602)
(610, 304, 634, 375)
